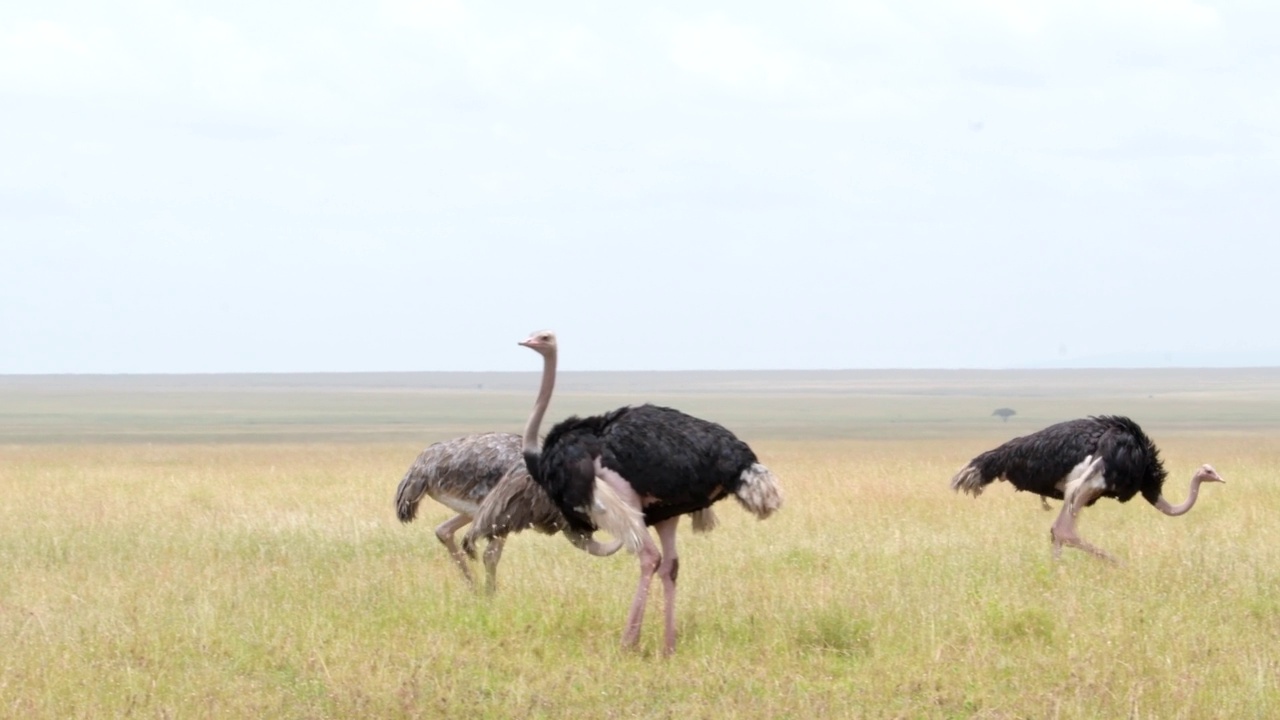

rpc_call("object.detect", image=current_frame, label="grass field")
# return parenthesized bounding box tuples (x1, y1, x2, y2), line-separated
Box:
(2, 369, 1278, 718)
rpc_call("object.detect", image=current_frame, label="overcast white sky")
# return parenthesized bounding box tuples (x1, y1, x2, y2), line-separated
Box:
(2, 0, 1277, 373)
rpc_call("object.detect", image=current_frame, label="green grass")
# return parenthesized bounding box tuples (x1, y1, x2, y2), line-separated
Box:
(2, 370, 1279, 717)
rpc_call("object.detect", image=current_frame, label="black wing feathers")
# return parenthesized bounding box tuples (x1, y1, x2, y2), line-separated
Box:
(531, 404, 758, 529)
(598, 405, 758, 525)
(966, 415, 1166, 505)
(966, 418, 1103, 499)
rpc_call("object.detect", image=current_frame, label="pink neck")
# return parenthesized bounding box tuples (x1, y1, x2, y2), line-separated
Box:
(522, 348, 557, 455)
(1154, 474, 1203, 517)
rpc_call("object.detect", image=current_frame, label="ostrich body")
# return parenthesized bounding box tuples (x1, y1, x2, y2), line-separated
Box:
(518, 330, 782, 655)
(394, 432, 620, 593)
(950, 415, 1224, 560)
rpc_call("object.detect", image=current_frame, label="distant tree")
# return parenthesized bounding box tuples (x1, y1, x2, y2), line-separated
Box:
(992, 408, 1017, 422)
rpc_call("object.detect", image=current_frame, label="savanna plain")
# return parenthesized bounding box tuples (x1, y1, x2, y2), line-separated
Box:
(2, 369, 1279, 719)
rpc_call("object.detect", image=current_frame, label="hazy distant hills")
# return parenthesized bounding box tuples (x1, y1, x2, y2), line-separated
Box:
(1021, 349, 1280, 369)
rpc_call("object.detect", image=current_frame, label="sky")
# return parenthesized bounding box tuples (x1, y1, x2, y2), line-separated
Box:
(2, 0, 1277, 373)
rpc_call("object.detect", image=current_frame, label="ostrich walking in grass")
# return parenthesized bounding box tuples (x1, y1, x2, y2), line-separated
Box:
(517, 330, 783, 655)
(950, 415, 1224, 561)
(394, 433, 621, 594)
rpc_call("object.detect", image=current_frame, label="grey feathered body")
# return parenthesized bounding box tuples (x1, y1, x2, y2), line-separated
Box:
(395, 432, 566, 537)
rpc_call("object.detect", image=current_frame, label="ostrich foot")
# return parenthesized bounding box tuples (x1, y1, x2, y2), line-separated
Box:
(1050, 528, 1117, 563)
(621, 626, 642, 651)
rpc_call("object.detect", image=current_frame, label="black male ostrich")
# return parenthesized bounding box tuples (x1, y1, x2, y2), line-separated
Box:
(395, 432, 621, 594)
(950, 415, 1224, 560)
(518, 330, 783, 655)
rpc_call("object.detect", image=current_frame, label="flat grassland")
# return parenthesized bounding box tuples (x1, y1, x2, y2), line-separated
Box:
(2, 369, 1278, 718)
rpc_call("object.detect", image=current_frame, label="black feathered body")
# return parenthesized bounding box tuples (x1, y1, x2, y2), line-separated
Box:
(953, 415, 1167, 506)
(525, 404, 761, 534)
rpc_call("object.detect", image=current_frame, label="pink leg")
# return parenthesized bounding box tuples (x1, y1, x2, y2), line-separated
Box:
(434, 513, 476, 586)
(654, 516, 681, 656)
(594, 466, 657, 651)
(1050, 485, 1116, 562)
(623, 533, 661, 650)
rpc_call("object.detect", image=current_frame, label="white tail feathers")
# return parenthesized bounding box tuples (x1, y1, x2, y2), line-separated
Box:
(588, 477, 647, 555)
(735, 463, 783, 519)
(950, 464, 986, 496)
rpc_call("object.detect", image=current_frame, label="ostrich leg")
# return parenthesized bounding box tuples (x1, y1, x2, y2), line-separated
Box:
(593, 466, 657, 650)
(623, 532, 661, 650)
(481, 535, 507, 594)
(654, 516, 681, 656)
(434, 514, 476, 586)
(1050, 466, 1116, 562)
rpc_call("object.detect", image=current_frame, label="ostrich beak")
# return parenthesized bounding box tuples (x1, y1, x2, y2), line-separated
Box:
(519, 331, 554, 350)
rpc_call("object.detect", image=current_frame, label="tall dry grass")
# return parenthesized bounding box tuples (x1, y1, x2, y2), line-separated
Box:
(2, 434, 1276, 718)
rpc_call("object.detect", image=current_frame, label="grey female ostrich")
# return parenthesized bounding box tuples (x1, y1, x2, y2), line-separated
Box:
(395, 432, 621, 594)
(950, 415, 1224, 560)
(518, 330, 783, 655)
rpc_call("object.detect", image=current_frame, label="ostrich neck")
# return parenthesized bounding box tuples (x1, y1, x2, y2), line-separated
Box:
(1154, 475, 1203, 517)
(522, 349, 557, 455)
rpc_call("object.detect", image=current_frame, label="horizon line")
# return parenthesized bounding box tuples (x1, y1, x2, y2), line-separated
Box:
(4, 365, 1280, 378)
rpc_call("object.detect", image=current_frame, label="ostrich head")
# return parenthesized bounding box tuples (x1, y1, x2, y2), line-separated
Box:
(519, 329, 557, 356)
(1194, 464, 1225, 484)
